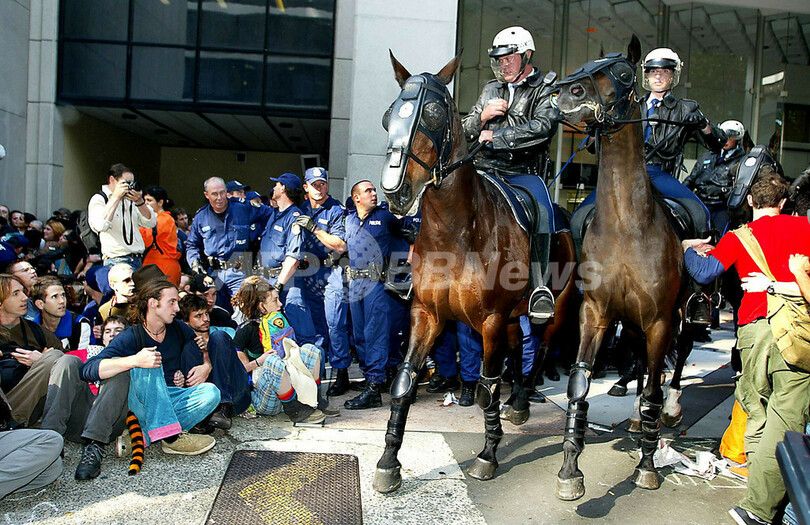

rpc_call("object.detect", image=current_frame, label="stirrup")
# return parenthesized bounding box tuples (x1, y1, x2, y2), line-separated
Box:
(528, 286, 555, 323)
(685, 292, 711, 325)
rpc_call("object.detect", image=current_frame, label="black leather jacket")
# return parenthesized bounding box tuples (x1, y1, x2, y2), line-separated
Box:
(683, 146, 745, 206)
(644, 92, 726, 175)
(462, 69, 560, 177)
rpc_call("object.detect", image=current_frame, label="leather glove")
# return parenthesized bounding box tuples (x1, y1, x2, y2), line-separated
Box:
(294, 214, 316, 233)
(684, 112, 708, 130)
(191, 259, 205, 275)
(273, 280, 284, 294)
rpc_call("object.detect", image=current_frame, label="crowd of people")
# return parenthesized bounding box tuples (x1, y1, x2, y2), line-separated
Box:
(0, 24, 808, 525)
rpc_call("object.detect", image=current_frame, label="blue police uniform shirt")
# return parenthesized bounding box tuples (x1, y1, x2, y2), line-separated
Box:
(345, 206, 401, 270)
(186, 197, 271, 263)
(259, 205, 304, 268)
(300, 196, 346, 260)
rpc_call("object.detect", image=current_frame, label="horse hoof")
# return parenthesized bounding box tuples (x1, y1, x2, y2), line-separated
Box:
(508, 407, 530, 426)
(556, 475, 586, 501)
(626, 418, 642, 433)
(467, 457, 498, 480)
(633, 468, 660, 490)
(660, 411, 683, 428)
(373, 467, 402, 494)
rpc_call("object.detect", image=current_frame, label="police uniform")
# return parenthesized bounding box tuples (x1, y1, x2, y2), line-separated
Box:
(345, 205, 402, 386)
(258, 204, 317, 347)
(684, 145, 746, 234)
(186, 197, 271, 308)
(300, 196, 349, 370)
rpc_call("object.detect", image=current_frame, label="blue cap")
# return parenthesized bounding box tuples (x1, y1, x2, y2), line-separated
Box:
(85, 264, 111, 295)
(226, 180, 249, 192)
(245, 190, 262, 201)
(270, 173, 302, 191)
(0, 242, 16, 267)
(304, 167, 328, 184)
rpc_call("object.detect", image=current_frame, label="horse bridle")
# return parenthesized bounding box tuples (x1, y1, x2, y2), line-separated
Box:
(381, 74, 481, 194)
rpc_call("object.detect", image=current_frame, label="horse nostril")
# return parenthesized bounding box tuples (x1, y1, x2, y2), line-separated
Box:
(399, 182, 412, 206)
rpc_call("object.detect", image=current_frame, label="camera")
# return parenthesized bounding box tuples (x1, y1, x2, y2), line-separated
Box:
(124, 180, 141, 192)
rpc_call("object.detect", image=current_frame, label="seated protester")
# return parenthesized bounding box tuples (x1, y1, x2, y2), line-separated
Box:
(5, 261, 39, 320)
(178, 294, 251, 429)
(81, 265, 110, 345)
(178, 273, 192, 298)
(79, 278, 220, 475)
(0, 274, 93, 443)
(190, 273, 237, 333)
(96, 263, 134, 323)
(232, 276, 337, 423)
(31, 276, 91, 351)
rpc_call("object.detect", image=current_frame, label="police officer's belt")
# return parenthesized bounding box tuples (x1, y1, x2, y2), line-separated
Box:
(254, 266, 283, 279)
(207, 257, 242, 271)
(346, 263, 384, 282)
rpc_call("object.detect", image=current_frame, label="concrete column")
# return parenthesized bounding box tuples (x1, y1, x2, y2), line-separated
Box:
(25, 0, 64, 217)
(328, 0, 458, 201)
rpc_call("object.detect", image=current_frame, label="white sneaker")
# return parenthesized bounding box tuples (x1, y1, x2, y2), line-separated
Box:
(161, 432, 215, 456)
(116, 431, 132, 458)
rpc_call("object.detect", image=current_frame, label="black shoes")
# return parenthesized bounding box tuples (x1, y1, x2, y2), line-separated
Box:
(75, 441, 105, 480)
(458, 382, 476, 406)
(209, 403, 233, 430)
(349, 379, 368, 392)
(426, 375, 460, 394)
(545, 365, 560, 382)
(528, 286, 555, 323)
(282, 398, 326, 424)
(327, 368, 350, 397)
(686, 292, 712, 325)
(344, 383, 383, 410)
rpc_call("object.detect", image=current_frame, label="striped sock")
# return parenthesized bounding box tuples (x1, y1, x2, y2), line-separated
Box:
(278, 388, 296, 403)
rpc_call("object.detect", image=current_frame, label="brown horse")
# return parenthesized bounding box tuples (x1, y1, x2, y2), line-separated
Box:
(553, 36, 686, 500)
(372, 53, 577, 493)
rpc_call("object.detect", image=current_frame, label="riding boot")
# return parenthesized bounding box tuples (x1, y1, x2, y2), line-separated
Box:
(327, 368, 350, 397)
(685, 292, 712, 325)
(528, 233, 554, 324)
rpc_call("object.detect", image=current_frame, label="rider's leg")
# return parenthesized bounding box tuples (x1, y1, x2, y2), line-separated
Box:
(646, 165, 712, 235)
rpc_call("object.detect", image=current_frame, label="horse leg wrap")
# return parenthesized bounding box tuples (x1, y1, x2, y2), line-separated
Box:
(390, 362, 417, 400)
(564, 362, 592, 450)
(639, 398, 663, 459)
(476, 375, 501, 411)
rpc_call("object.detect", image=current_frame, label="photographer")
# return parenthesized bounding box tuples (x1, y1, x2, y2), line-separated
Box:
(87, 163, 156, 270)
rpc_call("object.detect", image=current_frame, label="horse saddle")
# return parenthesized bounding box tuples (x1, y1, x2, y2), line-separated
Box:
(479, 172, 553, 236)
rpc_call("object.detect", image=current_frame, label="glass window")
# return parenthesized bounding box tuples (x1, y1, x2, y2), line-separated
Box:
(266, 0, 334, 56)
(62, 0, 129, 41)
(199, 0, 266, 50)
(131, 46, 196, 102)
(265, 56, 331, 113)
(132, 0, 198, 46)
(197, 52, 264, 105)
(59, 43, 127, 100)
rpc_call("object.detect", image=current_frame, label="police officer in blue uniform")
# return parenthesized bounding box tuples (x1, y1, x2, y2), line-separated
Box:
(256, 173, 317, 347)
(186, 177, 272, 309)
(296, 167, 351, 395)
(344, 180, 403, 410)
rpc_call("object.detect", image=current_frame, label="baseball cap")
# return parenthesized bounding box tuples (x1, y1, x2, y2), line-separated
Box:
(270, 173, 302, 191)
(226, 180, 249, 193)
(85, 265, 111, 295)
(0, 242, 16, 267)
(190, 273, 217, 293)
(304, 167, 328, 184)
(246, 190, 262, 201)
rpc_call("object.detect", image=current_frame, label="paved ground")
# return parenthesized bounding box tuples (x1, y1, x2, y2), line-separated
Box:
(0, 313, 744, 524)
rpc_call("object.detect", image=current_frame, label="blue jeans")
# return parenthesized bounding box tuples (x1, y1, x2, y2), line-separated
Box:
(128, 366, 220, 445)
(206, 331, 251, 415)
(302, 266, 350, 370)
(103, 255, 142, 270)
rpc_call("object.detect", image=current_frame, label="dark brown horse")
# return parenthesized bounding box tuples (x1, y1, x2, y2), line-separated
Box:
(553, 36, 686, 500)
(372, 53, 577, 493)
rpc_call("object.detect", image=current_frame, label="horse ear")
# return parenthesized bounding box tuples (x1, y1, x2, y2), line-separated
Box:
(627, 35, 642, 65)
(742, 130, 755, 153)
(599, 44, 605, 58)
(435, 49, 463, 86)
(390, 50, 412, 88)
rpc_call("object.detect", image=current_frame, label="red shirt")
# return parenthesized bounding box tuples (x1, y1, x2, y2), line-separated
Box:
(710, 214, 810, 325)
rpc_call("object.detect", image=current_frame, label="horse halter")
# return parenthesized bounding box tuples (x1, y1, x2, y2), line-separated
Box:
(381, 74, 456, 194)
(554, 53, 638, 133)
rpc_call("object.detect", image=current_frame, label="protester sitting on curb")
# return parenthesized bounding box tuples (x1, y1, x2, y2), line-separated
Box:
(0, 274, 93, 442)
(32, 276, 91, 351)
(80, 278, 220, 467)
(97, 263, 134, 323)
(6, 261, 39, 320)
(232, 276, 337, 423)
(189, 274, 237, 334)
(178, 294, 251, 430)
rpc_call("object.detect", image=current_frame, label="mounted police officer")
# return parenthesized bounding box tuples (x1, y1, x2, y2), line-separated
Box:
(295, 167, 351, 395)
(684, 120, 747, 234)
(461, 26, 561, 323)
(343, 180, 405, 410)
(256, 173, 317, 347)
(186, 177, 271, 309)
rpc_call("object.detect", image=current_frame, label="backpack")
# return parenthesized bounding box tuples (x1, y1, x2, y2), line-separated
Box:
(734, 226, 810, 372)
(78, 191, 109, 255)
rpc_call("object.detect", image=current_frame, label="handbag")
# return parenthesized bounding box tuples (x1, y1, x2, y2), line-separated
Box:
(734, 226, 810, 372)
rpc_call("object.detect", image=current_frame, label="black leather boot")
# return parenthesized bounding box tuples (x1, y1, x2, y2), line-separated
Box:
(426, 375, 460, 393)
(327, 368, 350, 397)
(458, 381, 476, 406)
(344, 383, 383, 410)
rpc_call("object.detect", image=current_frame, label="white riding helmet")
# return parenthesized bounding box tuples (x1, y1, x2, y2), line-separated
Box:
(642, 48, 683, 91)
(720, 120, 745, 140)
(489, 26, 535, 83)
